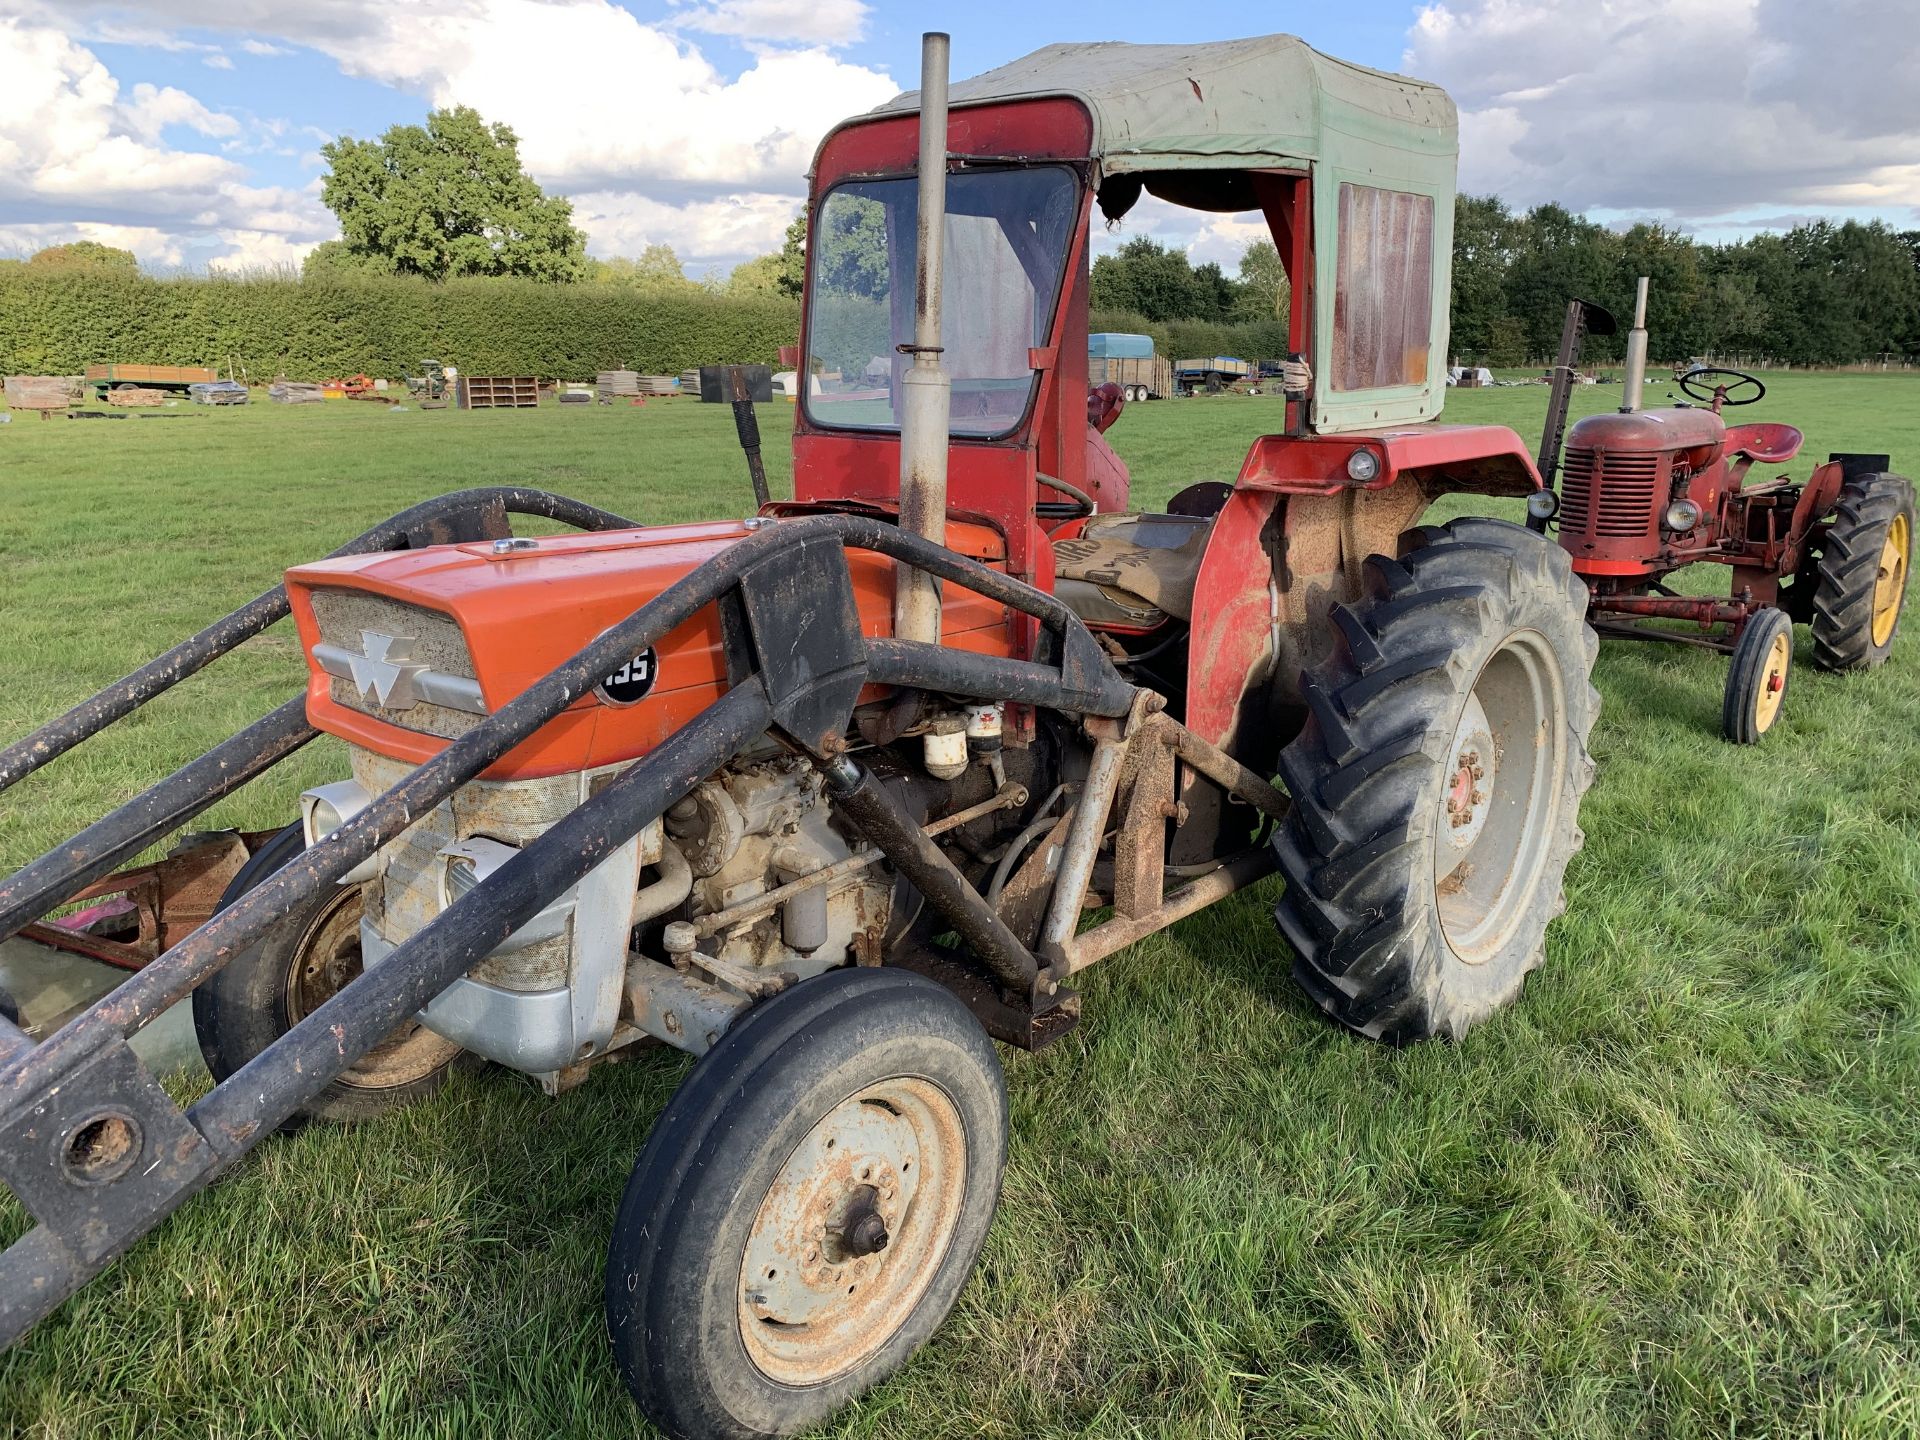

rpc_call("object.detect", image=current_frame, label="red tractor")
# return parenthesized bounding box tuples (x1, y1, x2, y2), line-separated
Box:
(0, 33, 1602, 1439)
(1532, 283, 1913, 742)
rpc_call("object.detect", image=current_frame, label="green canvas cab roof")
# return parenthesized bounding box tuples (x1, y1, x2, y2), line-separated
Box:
(880, 34, 1455, 191)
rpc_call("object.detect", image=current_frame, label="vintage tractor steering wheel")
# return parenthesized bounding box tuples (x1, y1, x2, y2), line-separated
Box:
(1678, 366, 1766, 408)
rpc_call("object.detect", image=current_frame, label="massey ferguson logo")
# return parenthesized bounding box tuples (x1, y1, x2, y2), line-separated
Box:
(346, 632, 428, 710)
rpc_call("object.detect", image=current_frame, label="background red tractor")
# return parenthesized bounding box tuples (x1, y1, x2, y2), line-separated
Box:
(1532, 282, 1914, 742)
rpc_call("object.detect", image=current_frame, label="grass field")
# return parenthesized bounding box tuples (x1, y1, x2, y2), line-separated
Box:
(3, 374, 1919, 1438)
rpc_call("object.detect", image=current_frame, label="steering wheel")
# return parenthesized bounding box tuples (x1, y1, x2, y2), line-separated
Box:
(1678, 366, 1765, 408)
(1036, 472, 1096, 521)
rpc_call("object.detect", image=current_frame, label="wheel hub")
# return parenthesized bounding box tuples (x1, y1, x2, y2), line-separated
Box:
(739, 1078, 965, 1387)
(1442, 694, 1495, 852)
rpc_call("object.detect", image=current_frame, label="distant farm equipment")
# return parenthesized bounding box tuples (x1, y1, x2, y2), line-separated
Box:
(1087, 333, 1172, 401)
(1532, 282, 1913, 742)
(84, 363, 215, 403)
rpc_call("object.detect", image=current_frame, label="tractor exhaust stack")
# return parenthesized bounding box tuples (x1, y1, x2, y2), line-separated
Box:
(1619, 276, 1650, 414)
(893, 30, 953, 647)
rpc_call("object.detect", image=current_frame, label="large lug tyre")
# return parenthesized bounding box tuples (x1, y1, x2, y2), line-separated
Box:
(191, 823, 471, 1125)
(605, 967, 1007, 1440)
(1810, 472, 1914, 672)
(1272, 517, 1600, 1043)
(1721, 607, 1794, 744)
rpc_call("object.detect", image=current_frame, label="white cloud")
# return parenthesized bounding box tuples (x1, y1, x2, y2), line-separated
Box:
(239, 38, 288, 55)
(1404, 0, 1920, 224)
(668, 0, 871, 46)
(0, 221, 186, 267)
(11, 0, 897, 269)
(203, 51, 233, 69)
(0, 15, 334, 267)
(121, 81, 240, 142)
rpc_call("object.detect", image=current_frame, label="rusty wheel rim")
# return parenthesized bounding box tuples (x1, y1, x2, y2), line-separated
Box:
(284, 886, 463, 1091)
(1872, 513, 1909, 648)
(1753, 628, 1792, 731)
(1433, 629, 1565, 965)
(738, 1077, 966, 1387)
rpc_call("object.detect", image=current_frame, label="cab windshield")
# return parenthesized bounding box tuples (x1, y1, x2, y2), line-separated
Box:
(803, 166, 1079, 438)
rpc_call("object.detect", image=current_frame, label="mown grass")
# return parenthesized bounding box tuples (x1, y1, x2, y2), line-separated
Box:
(2, 373, 1919, 1438)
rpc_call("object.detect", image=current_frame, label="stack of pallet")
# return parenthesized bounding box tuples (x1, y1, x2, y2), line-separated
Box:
(636, 374, 679, 396)
(597, 370, 641, 403)
(269, 381, 325, 404)
(4, 376, 75, 411)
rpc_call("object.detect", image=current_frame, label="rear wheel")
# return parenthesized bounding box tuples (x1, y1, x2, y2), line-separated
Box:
(191, 824, 469, 1124)
(606, 967, 1006, 1439)
(1811, 472, 1914, 671)
(1722, 607, 1793, 744)
(1273, 518, 1600, 1042)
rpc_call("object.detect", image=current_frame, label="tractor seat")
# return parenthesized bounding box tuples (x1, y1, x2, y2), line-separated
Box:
(1723, 422, 1803, 466)
(1052, 512, 1211, 630)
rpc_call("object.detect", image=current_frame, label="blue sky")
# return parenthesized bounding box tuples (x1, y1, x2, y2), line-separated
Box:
(3, 0, 1915, 274)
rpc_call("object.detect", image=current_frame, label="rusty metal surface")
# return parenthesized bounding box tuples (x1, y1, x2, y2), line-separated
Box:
(737, 1074, 963, 1386)
(1065, 847, 1276, 973)
(17, 831, 266, 971)
(0, 702, 317, 948)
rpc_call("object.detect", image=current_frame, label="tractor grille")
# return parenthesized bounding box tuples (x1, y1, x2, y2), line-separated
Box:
(1560, 449, 1662, 538)
(307, 590, 486, 739)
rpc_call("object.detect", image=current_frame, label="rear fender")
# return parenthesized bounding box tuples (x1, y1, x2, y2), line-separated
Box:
(1184, 474, 1433, 755)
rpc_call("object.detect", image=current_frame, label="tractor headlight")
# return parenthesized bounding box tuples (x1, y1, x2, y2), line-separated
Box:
(1526, 490, 1560, 521)
(300, 780, 377, 885)
(436, 836, 575, 951)
(1663, 499, 1703, 533)
(1345, 448, 1381, 483)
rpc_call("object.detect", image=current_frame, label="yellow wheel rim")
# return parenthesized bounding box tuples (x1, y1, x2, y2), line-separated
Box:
(1871, 512, 1910, 648)
(1754, 630, 1791, 731)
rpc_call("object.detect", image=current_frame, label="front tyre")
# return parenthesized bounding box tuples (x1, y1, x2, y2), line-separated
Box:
(605, 967, 1007, 1440)
(1273, 517, 1600, 1043)
(191, 824, 470, 1124)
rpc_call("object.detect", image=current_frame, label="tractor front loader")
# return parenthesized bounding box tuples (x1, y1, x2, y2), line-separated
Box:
(0, 33, 1600, 1440)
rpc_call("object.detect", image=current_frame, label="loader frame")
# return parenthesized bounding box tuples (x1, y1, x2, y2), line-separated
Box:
(0, 492, 1286, 1347)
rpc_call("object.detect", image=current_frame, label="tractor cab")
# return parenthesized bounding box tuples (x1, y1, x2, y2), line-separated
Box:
(793, 35, 1539, 766)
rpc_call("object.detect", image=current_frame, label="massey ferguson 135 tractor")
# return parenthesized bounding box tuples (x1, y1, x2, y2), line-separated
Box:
(0, 34, 1600, 1438)
(1531, 283, 1913, 743)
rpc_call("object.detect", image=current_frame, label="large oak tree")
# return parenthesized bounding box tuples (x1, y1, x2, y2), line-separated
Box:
(317, 107, 586, 282)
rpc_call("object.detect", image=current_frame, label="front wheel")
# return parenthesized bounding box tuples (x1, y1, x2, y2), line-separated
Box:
(191, 824, 470, 1124)
(605, 967, 1007, 1440)
(1273, 517, 1600, 1042)
(1722, 607, 1793, 744)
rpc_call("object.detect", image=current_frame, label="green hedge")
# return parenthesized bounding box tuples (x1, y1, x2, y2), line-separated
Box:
(1087, 307, 1293, 363)
(0, 270, 801, 380)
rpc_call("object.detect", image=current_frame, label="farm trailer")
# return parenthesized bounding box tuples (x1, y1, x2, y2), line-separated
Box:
(0, 32, 1600, 1440)
(84, 363, 217, 403)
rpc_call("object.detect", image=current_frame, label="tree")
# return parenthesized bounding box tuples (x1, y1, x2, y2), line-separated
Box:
(318, 106, 586, 282)
(1090, 237, 1237, 323)
(723, 251, 788, 297)
(775, 213, 807, 298)
(28, 241, 139, 274)
(589, 245, 697, 291)
(1234, 239, 1291, 322)
(1449, 195, 1523, 360)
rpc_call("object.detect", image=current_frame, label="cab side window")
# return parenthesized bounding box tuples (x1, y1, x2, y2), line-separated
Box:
(1331, 184, 1434, 392)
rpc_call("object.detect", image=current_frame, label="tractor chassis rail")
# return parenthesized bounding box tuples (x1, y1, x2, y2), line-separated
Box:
(0, 503, 1268, 1348)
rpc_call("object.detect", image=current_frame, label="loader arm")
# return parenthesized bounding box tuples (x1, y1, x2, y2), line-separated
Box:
(0, 508, 1138, 1346)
